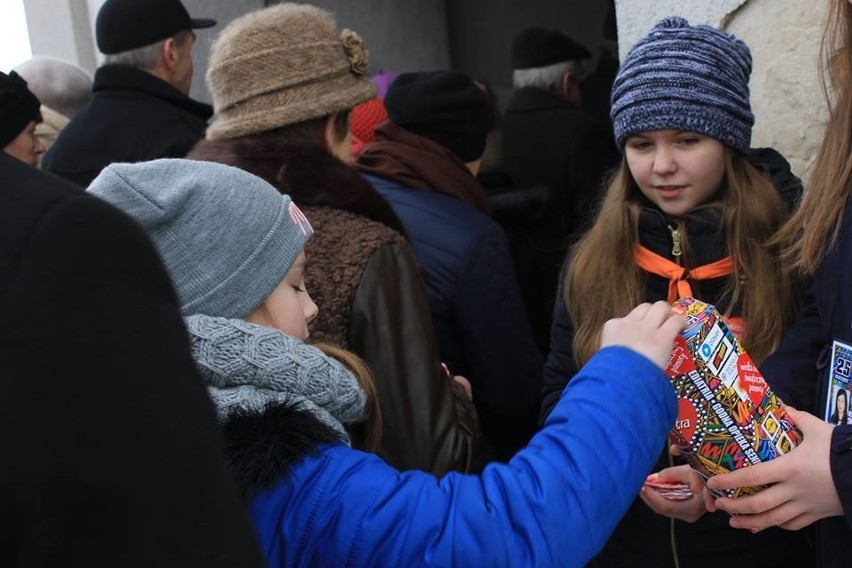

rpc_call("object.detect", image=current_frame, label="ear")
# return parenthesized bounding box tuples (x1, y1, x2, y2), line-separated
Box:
(162, 37, 181, 72)
(561, 72, 582, 106)
(560, 72, 573, 98)
(322, 115, 337, 149)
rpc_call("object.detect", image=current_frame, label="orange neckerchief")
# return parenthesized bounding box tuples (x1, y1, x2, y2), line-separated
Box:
(633, 244, 734, 304)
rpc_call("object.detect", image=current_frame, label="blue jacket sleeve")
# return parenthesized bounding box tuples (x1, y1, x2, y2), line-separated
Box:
(251, 346, 676, 568)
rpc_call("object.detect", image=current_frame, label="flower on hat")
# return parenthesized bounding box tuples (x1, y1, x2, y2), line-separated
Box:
(341, 29, 369, 76)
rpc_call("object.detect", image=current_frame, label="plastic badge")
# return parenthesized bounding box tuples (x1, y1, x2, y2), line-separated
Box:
(665, 297, 803, 499)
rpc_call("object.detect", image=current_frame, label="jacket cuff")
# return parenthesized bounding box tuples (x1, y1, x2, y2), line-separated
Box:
(830, 424, 852, 529)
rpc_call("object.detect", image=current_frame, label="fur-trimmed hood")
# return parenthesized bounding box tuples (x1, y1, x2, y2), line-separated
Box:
(222, 402, 343, 500)
(188, 137, 406, 236)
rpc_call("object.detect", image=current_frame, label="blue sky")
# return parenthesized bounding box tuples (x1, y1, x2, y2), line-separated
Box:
(0, 0, 32, 72)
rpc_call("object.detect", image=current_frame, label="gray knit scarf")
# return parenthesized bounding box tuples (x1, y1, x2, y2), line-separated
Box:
(185, 314, 367, 444)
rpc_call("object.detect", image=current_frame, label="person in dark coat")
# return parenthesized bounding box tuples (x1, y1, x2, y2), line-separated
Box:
(356, 71, 544, 465)
(0, 71, 45, 167)
(42, 0, 216, 187)
(539, 18, 812, 568)
(0, 152, 264, 566)
(706, 1, 852, 565)
(499, 27, 620, 351)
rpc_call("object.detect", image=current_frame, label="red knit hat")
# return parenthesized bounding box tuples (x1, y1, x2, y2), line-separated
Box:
(350, 97, 387, 145)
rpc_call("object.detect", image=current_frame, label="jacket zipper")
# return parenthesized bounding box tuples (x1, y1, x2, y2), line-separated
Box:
(668, 225, 682, 258)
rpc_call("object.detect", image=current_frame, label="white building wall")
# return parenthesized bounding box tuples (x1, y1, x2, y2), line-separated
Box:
(615, 0, 828, 183)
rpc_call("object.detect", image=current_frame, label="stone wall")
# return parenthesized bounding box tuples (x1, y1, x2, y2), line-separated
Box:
(615, 0, 828, 183)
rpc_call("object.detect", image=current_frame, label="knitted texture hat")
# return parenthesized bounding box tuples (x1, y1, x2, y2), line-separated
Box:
(186, 315, 367, 441)
(610, 16, 754, 153)
(511, 27, 592, 69)
(351, 97, 388, 145)
(0, 71, 41, 149)
(87, 159, 313, 318)
(96, 0, 215, 55)
(206, 3, 377, 140)
(384, 71, 491, 162)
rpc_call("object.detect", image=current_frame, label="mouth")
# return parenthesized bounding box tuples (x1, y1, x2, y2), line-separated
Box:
(654, 185, 686, 198)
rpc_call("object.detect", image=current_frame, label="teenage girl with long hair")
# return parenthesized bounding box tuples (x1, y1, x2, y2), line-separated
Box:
(539, 17, 809, 567)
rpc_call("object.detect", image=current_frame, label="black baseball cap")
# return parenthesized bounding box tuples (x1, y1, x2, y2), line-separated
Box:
(511, 27, 592, 70)
(96, 0, 216, 55)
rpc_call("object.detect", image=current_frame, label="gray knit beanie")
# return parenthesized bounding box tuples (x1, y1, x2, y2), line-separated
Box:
(610, 17, 754, 153)
(206, 3, 377, 140)
(87, 159, 313, 318)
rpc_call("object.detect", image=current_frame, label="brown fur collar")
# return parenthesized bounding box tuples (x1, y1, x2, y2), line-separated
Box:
(188, 137, 406, 236)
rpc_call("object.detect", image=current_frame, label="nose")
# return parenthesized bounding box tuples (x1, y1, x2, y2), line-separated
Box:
(34, 137, 46, 155)
(304, 291, 319, 325)
(652, 146, 677, 175)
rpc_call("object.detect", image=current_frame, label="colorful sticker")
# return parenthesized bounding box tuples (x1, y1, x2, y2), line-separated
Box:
(825, 340, 852, 425)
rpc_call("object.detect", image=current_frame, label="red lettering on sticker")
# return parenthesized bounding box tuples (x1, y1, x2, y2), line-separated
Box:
(675, 398, 698, 444)
(666, 336, 696, 377)
(737, 352, 767, 407)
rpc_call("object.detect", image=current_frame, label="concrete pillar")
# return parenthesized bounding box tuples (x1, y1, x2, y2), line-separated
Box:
(23, 0, 99, 73)
(614, 0, 828, 183)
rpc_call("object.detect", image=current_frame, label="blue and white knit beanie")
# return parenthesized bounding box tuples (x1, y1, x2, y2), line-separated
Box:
(610, 17, 754, 153)
(88, 158, 313, 318)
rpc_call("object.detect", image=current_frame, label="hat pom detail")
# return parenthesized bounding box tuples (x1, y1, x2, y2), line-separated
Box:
(656, 16, 689, 29)
(341, 29, 369, 76)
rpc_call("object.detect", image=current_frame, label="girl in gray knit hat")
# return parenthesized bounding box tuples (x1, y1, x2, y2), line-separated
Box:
(87, 157, 381, 449)
(86, 156, 691, 567)
(540, 16, 811, 568)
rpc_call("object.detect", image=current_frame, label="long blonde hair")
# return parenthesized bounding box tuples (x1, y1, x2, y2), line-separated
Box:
(313, 342, 382, 451)
(566, 149, 798, 366)
(774, 0, 852, 274)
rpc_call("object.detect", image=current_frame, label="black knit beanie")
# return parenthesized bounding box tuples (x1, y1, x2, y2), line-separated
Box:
(385, 71, 491, 162)
(0, 71, 41, 149)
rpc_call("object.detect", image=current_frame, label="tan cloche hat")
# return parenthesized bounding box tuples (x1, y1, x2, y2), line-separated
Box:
(206, 3, 377, 140)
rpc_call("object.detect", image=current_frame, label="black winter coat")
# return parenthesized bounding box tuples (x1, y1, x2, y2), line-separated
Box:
(500, 87, 618, 228)
(540, 148, 813, 568)
(495, 87, 619, 352)
(762, 201, 852, 568)
(42, 64, 212, 187)
(0, 154, 263, 565)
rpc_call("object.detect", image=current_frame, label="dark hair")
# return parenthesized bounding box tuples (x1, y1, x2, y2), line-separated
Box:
(832, 388, 849, 425)
(261, 111, 351, 148)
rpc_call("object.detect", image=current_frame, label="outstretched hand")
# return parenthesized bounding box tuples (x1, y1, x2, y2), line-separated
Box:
(706, 407, 843, 531)
(640, 464, 710, 523)
(600, 301, 685, 369)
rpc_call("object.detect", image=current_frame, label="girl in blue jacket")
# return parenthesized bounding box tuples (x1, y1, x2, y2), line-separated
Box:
(705, 0, 852, 565)
(89, 157, 683, 568)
